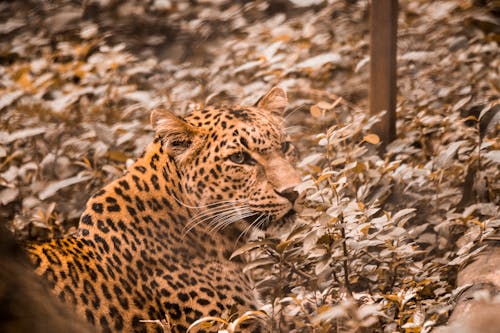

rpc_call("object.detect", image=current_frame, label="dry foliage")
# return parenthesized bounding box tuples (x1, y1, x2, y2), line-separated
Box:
(0, 0, 498, 332)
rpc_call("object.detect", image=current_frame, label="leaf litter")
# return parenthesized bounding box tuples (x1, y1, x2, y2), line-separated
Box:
(0, 0, 498, 331)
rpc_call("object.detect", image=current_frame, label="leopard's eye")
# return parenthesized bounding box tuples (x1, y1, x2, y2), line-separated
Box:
(281, 141, 291, 153)
(229, 152, 255, 165)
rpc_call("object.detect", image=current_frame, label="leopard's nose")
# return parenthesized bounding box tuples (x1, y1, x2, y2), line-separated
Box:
(275, 188, 299, 203)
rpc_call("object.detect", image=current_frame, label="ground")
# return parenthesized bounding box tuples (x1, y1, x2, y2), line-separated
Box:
(0, 0, 498, 332)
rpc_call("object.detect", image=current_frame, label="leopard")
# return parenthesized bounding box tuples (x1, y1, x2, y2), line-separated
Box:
(25, 87, 301, 333)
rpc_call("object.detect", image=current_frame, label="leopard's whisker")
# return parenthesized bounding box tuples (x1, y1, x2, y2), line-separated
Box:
(184, 203, 252, 236)
(256, 215, 270, 231)
(284, 125, 304, 134)
(282, 104, 306, 124)
(183, 205, 240, 236)
(207, 208, 252, 231)
(186, 200, 248, 225)
(184, 206, 235, 231)
(189, 202, 244, 221)
(208, 209, 255, 235)
(206, 205, 251, 224)
(256, 214, 270, 229)
(234, 213, 269, 246)
(235, 213, 265, 245)
(190, 202, 249, 223)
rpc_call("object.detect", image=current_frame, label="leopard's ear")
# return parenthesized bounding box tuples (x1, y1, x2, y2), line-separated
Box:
(150, 109, 198, 158)
(256, 87, 288, 116)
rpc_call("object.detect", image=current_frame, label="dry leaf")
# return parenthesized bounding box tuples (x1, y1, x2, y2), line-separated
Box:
(310, 104, 323, 118)
(0, 188, 19, 205)
(39, 175, 92, 200)
(363, 134, 380, 145)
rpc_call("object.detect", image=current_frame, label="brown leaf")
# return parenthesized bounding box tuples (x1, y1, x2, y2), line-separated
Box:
(363, 134, 380, 145)
(0, 188, 19, 205)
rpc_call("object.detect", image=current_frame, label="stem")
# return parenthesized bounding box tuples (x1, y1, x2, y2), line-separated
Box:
(340, 214, 353, 297)
(476, 118, 481, 203)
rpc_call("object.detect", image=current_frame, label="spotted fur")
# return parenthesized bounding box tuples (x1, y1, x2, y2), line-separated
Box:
(26, 87, 301, 332)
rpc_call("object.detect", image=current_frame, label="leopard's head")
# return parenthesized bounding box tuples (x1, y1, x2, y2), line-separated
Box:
(151, 87, 301, 230)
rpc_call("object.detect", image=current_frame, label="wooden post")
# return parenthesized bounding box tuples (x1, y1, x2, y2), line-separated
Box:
(369, 0, 398, 151)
